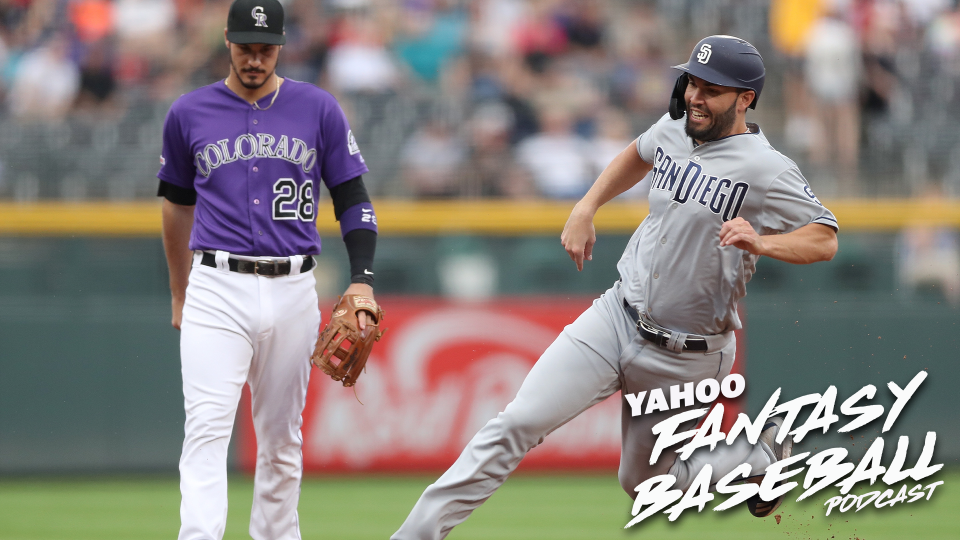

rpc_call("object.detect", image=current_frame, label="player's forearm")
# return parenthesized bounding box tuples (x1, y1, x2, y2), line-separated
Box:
(575, 142, 653, 215)
(161, 200, 196, 299)
(759, 224, 838, 264)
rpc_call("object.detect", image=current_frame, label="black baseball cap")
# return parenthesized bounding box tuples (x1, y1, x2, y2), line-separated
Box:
(226, 0, 285, 45)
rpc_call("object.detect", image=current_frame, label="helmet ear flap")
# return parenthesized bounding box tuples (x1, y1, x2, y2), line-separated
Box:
(669, 73, 688, 120)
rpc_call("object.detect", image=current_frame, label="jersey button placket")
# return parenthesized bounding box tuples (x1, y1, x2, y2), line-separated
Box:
(247, 109, 262, 253)
(648, 204, 674, 312)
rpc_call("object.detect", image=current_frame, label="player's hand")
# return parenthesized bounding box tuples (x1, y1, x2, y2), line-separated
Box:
(719, 217, 765, 255)
(561, 206, 597, 272)
(342, 282, 375, 331)
(171, 295, 185, 330)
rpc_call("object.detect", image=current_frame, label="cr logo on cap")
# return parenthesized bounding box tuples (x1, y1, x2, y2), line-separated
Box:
(696, 44, 712, 64)
(251, 6, 268, 27)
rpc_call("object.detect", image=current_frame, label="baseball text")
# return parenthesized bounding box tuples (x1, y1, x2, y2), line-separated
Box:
(626, 370, 943, 526)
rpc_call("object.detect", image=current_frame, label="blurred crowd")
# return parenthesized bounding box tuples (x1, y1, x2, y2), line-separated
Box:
(772, 0, 960, 196)
(0, 0, 959, 200)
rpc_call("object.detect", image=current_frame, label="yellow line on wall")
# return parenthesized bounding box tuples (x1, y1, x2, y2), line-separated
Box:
(0, 200, 958, 236)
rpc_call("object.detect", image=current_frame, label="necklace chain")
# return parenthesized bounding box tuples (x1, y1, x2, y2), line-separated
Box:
(253, 76, 280, 111)
(226, 75, 280, 111)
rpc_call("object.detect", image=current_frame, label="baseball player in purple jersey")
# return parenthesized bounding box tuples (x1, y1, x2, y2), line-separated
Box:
(158, 1, 378, 538)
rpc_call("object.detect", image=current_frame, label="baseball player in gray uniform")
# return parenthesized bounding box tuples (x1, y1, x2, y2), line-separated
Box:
(392, 35, 838, 539)
(158, 1, 378, 539)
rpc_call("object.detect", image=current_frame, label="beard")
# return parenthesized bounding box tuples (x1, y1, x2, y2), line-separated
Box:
(231, 60, 275, 90)
(684, 99, 738, 142)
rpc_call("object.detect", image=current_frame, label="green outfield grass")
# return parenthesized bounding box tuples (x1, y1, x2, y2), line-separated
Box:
(0, 470, 957, 540)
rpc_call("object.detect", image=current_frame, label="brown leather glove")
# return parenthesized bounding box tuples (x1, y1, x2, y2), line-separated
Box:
(310, 295, 385, 387)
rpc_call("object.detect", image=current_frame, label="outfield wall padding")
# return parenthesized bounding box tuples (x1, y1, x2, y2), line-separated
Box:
(0, 235, 957, 473)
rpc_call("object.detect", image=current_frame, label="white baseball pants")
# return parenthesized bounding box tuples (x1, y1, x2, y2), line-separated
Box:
(178, 253, 319, 540)
(392, 282, 773, 540)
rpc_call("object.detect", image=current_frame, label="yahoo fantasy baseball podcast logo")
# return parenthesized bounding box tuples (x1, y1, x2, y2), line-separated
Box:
(624, 370, 943, 527)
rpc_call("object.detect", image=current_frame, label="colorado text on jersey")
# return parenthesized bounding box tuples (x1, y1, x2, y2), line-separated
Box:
(193, 133, 318, 177)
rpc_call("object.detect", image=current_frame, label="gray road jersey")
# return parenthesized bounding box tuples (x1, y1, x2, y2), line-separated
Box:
(618, 114, 838, 336)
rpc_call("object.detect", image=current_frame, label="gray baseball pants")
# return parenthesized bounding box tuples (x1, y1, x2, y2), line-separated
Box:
(391, 282, 773, 539)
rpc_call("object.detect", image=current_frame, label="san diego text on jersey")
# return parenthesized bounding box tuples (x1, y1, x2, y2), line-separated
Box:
(649, 145, 749, 223)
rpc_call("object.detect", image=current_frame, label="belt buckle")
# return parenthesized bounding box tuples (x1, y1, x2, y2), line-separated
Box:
(638, 319, 664, 337)
(638, 320, 670, 347)
(254, 259, 279, 276)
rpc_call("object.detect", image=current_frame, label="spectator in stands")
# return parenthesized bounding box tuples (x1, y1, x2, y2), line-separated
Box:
(898, 183, 960, 305)
(393, 0, 468, 85)
(495, 56, 540, 142)
(557, 0, 604, 51)
(69, 0, 114, 44)
(769, 0, 821, 159)
(588, 106, 648, 199)
(1, 0, 58, 54)
(900, 0, 952, 29)
(0, 26, 10, 101)
(171, 0, 236, 95)
(606, 2, 673, 116)
(326, 7, 400, 94)
(529, 59, 601, 136)
(927, 4, 960, 74)
(515, 103, 591, 199)
(109, 0, 177, 94)
(858, 0, 902, 119)
(275, 0, 330, 86)
(8, 35, 80, 120)
(400, 113, 467, 198)
(74, 39, 120, 115)
(458, 101, 523, 197)
(513, 0, 567, 73)
(804, 5, 861, 194)
(469, 0, 525, 58)
(114, 0, 175, 57)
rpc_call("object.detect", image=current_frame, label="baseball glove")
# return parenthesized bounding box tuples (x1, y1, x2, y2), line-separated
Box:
(310, 295, 385, 387)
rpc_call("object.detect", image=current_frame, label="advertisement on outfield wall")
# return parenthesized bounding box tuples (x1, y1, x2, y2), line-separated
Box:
(237, 297, 746, 473)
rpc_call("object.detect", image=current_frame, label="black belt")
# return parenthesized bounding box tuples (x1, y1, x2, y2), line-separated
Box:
(200, 252, 315, 276)
(622, 299, 708, 352)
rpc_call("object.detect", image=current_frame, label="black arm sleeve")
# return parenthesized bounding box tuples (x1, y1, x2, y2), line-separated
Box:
(328, 176, 370, 220)
(344, 228, 377, 285)
(157, 180, 197, 206)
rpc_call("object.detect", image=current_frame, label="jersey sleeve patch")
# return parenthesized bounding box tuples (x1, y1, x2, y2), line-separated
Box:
(319, 102, 369, 187)
(759, 169, 839, 234)
(347, 130, 360, 155)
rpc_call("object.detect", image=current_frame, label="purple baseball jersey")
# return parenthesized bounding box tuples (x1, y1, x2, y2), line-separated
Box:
(158, 79, 370, 256)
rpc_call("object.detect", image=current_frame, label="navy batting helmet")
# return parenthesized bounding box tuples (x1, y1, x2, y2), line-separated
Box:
(668, 35, 765, 120)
